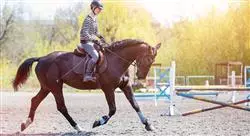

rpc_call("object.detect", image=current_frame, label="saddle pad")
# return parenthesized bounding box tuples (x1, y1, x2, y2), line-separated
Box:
(72, 53, 107, 75)
(72, 55, 90, 74)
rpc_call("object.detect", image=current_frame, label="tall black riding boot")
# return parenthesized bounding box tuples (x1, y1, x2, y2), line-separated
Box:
(83, 59, 96, 82)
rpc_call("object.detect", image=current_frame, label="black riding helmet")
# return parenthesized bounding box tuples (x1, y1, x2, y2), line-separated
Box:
(91, 0, 103, 11)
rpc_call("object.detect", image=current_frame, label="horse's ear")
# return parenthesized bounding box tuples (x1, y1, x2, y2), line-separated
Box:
(155, 43, 161, 50)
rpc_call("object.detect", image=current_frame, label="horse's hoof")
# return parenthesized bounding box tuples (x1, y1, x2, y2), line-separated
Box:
(92, 120, 101, 128)
(21, 123, 26, 131)
(145, 124, 155, 131)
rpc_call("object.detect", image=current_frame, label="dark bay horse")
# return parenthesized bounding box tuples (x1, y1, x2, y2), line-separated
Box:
(13, 39, 161, 132)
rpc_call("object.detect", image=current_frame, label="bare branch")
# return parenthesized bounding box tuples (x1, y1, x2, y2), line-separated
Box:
(0, 9, 14, 41)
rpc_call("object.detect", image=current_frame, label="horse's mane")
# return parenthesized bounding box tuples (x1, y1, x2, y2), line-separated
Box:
(107, 39, 149, 51)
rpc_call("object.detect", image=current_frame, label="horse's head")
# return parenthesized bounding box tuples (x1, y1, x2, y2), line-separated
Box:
(136, 43, 161, 79)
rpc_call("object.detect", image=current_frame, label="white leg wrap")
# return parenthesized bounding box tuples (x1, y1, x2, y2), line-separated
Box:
(74, 125, 83, 132)
(100, 117, 106, 125)
(24, 118, 32, 128)
(137, 112, 147, 124)
(100, 115, 110, 125)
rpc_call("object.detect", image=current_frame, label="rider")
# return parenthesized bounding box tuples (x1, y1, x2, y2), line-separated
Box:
(78, 0, 105, 82)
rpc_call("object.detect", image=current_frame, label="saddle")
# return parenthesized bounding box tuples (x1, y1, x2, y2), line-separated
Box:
(72, 44, 107, 75)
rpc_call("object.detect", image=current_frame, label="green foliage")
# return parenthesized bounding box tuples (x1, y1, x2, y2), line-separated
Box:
(156, 4, 250, 76)
(98, 1, 157, 44)
(0, 58, 16, 89)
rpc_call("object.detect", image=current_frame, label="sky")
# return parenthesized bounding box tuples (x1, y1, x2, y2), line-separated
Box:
(2, 0, 246, 25)
(2, 0, 85, 20)
(139, 0, 230, 26)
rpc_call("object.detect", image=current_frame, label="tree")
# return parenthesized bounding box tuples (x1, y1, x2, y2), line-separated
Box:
(51, 3, 84, 46)
(95, 1, 158, 44)
(0, 5, 14, 45)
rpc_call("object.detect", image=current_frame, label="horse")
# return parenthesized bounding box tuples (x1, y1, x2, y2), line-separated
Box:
(13, 39, 161, 132)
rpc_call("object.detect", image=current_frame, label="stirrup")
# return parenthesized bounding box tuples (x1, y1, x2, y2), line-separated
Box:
(83, 75, 96, 82)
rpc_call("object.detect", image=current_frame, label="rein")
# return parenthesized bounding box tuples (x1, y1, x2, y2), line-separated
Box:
(102, 43, 137, 67)
(102, 42, 154, 68)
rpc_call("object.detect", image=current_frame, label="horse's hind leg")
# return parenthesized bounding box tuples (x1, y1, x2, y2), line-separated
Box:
(50, 84, 82, 132)
(21, 88, 50, 131)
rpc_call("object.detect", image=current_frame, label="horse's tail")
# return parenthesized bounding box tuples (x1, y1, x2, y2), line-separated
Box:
(13, 57, 40, 91)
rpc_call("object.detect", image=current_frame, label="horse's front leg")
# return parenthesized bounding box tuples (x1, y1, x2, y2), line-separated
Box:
(92, 89, 116, 128)
(120, 79, 155, 131)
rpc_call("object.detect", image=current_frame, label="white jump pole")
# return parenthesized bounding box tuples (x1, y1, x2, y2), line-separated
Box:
(231, 71, 236, 103)
(244, 66, 250, 106)
(169, 61, 176, 115)
(154, 67, 157, 106)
